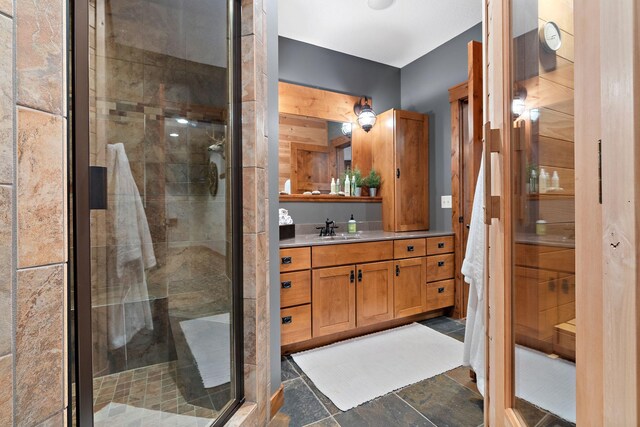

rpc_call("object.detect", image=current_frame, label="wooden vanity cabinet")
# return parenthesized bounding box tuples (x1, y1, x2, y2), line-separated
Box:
(312, 265, 356, 337)
(394, 257, 427, 318)
(371, 109, 429, 232)
(357, 261, 395, 327)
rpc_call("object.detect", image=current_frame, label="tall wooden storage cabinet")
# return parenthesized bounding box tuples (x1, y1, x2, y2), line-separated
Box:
(371, 109, 429, 232)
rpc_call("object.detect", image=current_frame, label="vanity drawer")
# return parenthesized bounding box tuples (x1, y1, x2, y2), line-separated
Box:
(394, 238, 426, 259)
(425, 279, 455, 311)
(280, 271, 311, 308)
(281, 304, 312, 346)
(426, 253, 455, 282)
(426, 236, 454, 255)
(280, 247, 311, 272)
(312, 241, 393, 268)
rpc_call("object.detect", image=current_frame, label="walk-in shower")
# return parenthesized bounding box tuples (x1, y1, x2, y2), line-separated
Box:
(70, 0, 243, 425)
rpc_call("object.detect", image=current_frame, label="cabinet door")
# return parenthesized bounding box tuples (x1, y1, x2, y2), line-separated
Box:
(356, 261, 394, 327)
(394, 257, 427, 318)
(394, 111, 429, 231)
(312, 265, 356, 337)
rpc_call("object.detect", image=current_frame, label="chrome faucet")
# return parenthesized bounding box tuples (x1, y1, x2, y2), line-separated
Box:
(317, 219, 338, 237)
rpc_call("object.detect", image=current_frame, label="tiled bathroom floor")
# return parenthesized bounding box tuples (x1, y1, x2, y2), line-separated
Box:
(273, 317, 576, 427)
(91, 361, 221, 427)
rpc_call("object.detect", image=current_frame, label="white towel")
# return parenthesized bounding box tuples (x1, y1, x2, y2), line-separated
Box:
(462, 154, 486, 396)
(106, 143, 156, 349)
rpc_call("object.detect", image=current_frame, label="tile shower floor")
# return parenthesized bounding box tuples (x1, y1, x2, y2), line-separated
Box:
(92, 361, 219, 427)
(273, 317, 576, 427)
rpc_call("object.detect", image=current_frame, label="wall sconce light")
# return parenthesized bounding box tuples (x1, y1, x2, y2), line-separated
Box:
(341, 122, 352, 137)
(354, 97, 376, 133)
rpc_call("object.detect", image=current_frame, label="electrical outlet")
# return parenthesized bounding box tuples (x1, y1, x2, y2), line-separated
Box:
(441, 195, 452, 209)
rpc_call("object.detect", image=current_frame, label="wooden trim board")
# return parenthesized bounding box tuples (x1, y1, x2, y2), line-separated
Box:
(270, 384, 285, 420)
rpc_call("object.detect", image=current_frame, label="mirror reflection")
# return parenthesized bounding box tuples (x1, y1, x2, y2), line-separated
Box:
(278, 113, 352, 194)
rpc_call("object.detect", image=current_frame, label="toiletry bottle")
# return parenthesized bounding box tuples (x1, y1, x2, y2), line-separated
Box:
(539, 168, 548, 193)
(331, 177, 336, 194)
(345, 175, 351, 196)
(348, 214, 357, 233)
(536, 219, 547, 236)
(551, 171, 560, 190)
(530, 169, 538, 193)
(351, 173, 356, 195)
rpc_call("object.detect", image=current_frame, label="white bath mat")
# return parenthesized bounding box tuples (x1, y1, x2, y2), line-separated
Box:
(292, 323, 464, 411)
(516, 345, 576, 423)
(179, 313, 231, 389)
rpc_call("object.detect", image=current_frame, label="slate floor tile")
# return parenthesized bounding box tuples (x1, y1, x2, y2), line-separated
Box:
(282, 357, 301, 382)
(333, 393, 435, 427)
(420, 317, 465, 334)
(515, 398, 547, 426)
(444, 366, 480, 395)
(397, 374, 483, 427)
(305, 416, 340, 426)
(280, 378, 330, 427)
(300, 373, 342, 416)
(535, 413, 575, 427)
(447, 327, 466, 342)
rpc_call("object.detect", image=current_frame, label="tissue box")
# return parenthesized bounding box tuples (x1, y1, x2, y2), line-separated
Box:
(279, 224, 295, 240)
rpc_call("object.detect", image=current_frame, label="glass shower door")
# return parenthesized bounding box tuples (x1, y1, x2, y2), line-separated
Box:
(82, 0, 239, 425)
(510, 0, 576, 424)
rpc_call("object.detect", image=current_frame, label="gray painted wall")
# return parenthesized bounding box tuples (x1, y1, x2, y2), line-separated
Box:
(401, 23, 483, 231)
(279, 37, 401, 112)
(267, 0, 281, 395)
(281, 201, 382, 226)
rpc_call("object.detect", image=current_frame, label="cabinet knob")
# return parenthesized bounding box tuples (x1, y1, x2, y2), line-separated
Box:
(438, 261, 445, 267)
(396, 265, 400, 276)
(350, 270, 355, 283)
(281, 256, 292, 265)
(438, 287, 445, 293)
(438, 242, 445, 249)
(562, 279, 569, 293)
(281, 281, 292, 289)
(281, 316, 292, 325)
(396, 168, 401, 178)
(407, 245, 414, 252)
(358, 270, 363, 282)
(549, 279, 556, 291)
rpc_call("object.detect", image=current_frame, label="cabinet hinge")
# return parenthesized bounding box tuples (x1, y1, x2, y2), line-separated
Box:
(458, 216, 464, 223)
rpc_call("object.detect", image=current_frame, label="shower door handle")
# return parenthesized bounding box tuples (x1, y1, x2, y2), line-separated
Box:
(89, 166, 107, 210)
(484, 122, 502, 224)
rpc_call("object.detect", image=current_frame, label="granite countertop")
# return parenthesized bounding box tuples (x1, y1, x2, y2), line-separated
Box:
(516, 233, 575, 249)
(279, 229, 454, 248)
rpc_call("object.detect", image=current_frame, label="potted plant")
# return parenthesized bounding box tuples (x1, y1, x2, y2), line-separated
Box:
(364, 169, 381, 197)
(353, 168, 364, 196)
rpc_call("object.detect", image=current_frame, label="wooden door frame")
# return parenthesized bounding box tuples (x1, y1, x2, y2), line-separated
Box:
(450, 41, 483, 319)
(485, 0, 640, 425)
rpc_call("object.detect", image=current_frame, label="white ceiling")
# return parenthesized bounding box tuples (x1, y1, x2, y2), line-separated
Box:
(278, 0, 483, 68)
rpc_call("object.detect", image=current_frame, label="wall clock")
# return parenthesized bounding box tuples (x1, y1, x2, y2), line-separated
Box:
(540, 21, 562, 52)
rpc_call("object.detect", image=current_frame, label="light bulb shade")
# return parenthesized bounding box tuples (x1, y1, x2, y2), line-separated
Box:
(341, 122, 352, 137)
(357, 108, 376, 133)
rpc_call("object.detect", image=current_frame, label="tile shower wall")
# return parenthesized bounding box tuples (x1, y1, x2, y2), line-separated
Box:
(0, 0, 69, 425)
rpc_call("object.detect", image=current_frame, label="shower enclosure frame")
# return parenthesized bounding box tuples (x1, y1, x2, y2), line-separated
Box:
(69, 0, 245, 425)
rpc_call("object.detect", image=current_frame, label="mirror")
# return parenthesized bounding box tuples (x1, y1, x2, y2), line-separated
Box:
(279, 113, 352, 194)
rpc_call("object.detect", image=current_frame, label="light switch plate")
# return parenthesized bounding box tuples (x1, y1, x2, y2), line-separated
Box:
(441, 195, 452, 209)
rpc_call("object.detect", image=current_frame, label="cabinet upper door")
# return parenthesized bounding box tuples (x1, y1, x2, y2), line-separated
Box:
(312, 265, 356, 337)
(394, 257, 427, 318)
(356, 261, 394, 327)
(394, 110, 429, 231)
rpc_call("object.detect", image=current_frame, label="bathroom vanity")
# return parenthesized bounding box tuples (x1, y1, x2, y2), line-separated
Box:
(278, 231, 455, 352)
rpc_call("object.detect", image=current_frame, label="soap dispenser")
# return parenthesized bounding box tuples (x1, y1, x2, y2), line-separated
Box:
(348, 214, 357, 233)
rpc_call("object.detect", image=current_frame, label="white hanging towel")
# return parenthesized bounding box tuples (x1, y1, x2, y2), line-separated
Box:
(462, 154, 486, 396)
(106, 143, 156, 349)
